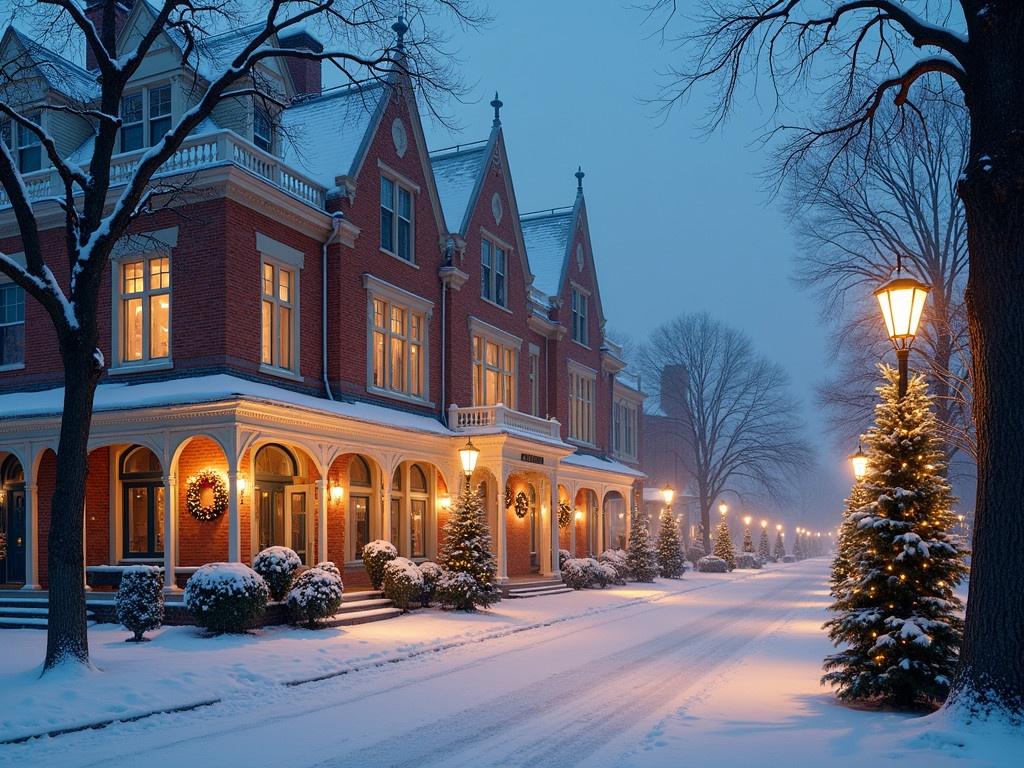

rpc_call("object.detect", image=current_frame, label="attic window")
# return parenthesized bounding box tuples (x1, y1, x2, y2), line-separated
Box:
(254, 108, 273, 152)
(2, 114, 42, 173)
(120, 86, 172, 152)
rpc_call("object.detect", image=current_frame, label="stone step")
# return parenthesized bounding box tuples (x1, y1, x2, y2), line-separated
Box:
(0, 606, 50, 616)
(0, 596, 50, 608)
(334, 598, 392, 613)
(0, 616, 98, 630)
(320, 606, 404, 627)
(342, 590, 384, 603)
(506, 585, 575, 598)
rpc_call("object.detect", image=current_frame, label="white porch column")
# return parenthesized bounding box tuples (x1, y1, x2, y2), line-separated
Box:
(496, 464, 508, 582)
(21, 480, 40, 590)
(316, 478, 328, 564)
(569, 488, 577, 556)
(381, 470, 392, 545)
(549, 472, 560, 576)
(163, 473, 179, 591)
(227, 470, 241, 562)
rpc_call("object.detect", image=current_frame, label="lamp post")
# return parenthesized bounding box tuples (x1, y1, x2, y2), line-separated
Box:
(718, 502, 728, 517)
(849, 444, 868, 481)
(458, 438, 479, 490)
(661, 484, 675, 508)
(874, 256, 930, 399)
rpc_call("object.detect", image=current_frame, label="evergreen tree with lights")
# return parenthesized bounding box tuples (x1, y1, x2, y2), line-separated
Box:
(656, 506, 686, 578)
(758, 526, 771, 562)
(440, 481, 500, 607)
(712, 517, 735, 570)
(773, 529, 786, 561)
(742, 523, 754, 553)
(627, 505, 659, 582)
(793, 532, 805, 560)
(823, 368, 968, 709)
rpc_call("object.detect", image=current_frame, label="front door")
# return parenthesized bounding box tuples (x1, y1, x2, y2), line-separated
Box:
(285, 486, 311, 564)
(1, 489, 26, 584)
(257, 483, 311, 563)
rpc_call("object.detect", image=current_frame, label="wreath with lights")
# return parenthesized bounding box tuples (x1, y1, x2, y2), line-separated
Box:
(558, 501, 572, 529)
(513, 491, 529, 519)
(504, 485, 514, 511)
(186, 470, 228, 521)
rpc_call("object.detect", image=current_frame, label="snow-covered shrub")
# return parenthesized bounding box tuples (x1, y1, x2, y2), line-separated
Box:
(435, 569, 484, 611)
(383, 557, 424, 611)
(418, 561, 443, 606)
(734, 552, 762, 570)
(696, 555, 730, 573)
(287, 563, 344, 628)
(562, 558, 597, 590)
(593, 561, 618, 588)
(184, 563, 269, 634)
(598, 549, 630, 583)
(116, 565, 164, 642)
(362, 539, 398, 589)
(782, 554, 796, 563)
(686, 545, 707, 566)
(252, 546, 302, 601)
(558, 548, 572, 571)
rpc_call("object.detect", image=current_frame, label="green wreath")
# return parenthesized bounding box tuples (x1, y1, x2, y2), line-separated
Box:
(558, 501, 572, 528)
(513, 491, 530, 519)
(186, 470, 228, 521)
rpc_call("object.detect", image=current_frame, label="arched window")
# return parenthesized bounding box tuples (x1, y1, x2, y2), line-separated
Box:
(120, 446, 164, 559)
(348, 455, 374, 560)
(254, 443, 297, 479)
(1, 454, 24, 486)
(409, 464, 429, 558)
(0, 455, 26, 583)
(349, 455, 371, 487)
(410, 464, 427, 494)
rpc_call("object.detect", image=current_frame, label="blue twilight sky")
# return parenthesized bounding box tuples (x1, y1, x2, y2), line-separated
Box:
(416, 2, 849, 527)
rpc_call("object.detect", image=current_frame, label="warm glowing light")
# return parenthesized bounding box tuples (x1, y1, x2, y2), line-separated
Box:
(574, 510, 583, 521)
(459, 438, 480, 477)
(849, 445, 869, 480)
(661, 484, 675, 505)
(329, 483, 344, 503)
(237, 476, 248, 503)
(718, 502, 728, 516)
(874, 271, 930, 349)
(743, 515, 752, 526)
(439, 495, 452, 510)
(761, 519, 768, 528)
(776, 524, 782, 531)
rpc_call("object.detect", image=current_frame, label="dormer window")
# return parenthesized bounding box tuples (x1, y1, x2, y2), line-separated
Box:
(571, 286, 589, 347)
(481, 239, 507, 307)
(120, 86, 172, 153)
(1, 114, 42, 173)
(254, 108, 274, 152)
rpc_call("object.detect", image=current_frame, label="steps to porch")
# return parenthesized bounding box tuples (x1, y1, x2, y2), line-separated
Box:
(0, 595, 98, 629)
(501, 577, 573, 599)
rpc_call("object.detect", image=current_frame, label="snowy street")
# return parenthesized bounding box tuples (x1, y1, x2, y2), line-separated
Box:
(1, 559, 1016, 767)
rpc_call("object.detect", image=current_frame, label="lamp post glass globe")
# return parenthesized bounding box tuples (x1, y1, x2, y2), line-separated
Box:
(849, 445, 869, 481)
(718, 502, 728, 517)
(874, 272, 930, 350)
(743, 515, 752, 526)
(776, 524, 783, 532)
(459, 438, 480, 478)
(761, 519, 768, 528)
(661, 484, 675, 506)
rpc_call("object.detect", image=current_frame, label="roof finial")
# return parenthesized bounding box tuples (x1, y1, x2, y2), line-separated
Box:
(490, 91, 503, 127)
(575, 166, 585, 194)
(392, 16, 408, 52)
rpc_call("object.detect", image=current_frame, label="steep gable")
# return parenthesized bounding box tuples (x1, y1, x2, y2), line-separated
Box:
(0, 27, 99, 104)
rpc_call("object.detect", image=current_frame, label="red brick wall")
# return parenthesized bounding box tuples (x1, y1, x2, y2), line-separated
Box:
(504, 474, 535, 577)
(176, 437, 229, 567)
(35, 450, 56, 587)
(85, 447, 110, 567)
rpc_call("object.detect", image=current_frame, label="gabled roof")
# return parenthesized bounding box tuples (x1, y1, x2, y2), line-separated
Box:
(429, 141, 489, 235)
(2, 27, 99, 102)
(280, 81, 388, 189)
(520, 207, 574, 298)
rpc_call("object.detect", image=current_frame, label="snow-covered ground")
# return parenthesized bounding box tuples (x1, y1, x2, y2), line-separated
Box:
(0, 559, 1019, 767)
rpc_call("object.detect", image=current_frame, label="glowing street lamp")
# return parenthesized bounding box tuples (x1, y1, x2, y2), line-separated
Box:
(459, 438, 480, 478)
(743, 515, 752, 527)
(761, 519, 768, 529)
(661, 484, 675, 506)
(874, 256, 930, 398)
(849, 444, 869, 481)
(718, 502, 728, 517)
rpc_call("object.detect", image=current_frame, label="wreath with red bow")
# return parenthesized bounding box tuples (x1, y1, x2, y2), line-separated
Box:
(186, 470, 228, 521)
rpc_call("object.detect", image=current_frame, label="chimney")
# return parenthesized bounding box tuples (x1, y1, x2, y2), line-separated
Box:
(660, 365, 690, 420)
(278, 29, 324, 98)
(85, 1, 134, 71)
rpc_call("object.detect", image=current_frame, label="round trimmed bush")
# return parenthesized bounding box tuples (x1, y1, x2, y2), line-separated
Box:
(287, 563, 345, 628)
(252, 546, 302, 602)
(383, 557, 424, 611)
(598, 549, 629, 583)
(593, 561, 617, 588)
(116, 565, 164, 642)
(734, 552, 763, 570)
(697, 555, 730, 573)
(362, 540, 398, 589)
(782, 554, 797, 563)
(435, 569, 483, 611)
(558, 549, 572, 571)
(418, 560, 443, 606)
(184, 563, 269, 634)
(562, 558, 596, 590)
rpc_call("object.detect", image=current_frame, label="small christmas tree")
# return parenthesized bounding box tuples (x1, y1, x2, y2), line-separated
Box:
(116, 565, 164, 642)
(627, 505, 659, 582)
(793, 532, 805, 560)
(823, 368, 968, 709)
(742, 523, 754, 553)
(441, 482, 500, 608)
(656, 507, 686, 578)
(773, 530, 786, 561)
(712, 517, 735, 570)
(758, 526, 771, 562)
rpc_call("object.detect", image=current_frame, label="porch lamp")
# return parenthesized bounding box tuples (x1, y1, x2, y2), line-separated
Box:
(849, 444, 869, 481)
(237, 476, 248, 505)
(458, 438, 480, 478)
(661, 484, 675, 506)
(718, 502, 728, 517)
(874, 256, 929, 398)
(329, 483, 344, 504)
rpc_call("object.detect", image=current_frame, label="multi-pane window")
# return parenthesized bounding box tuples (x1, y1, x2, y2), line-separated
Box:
(0, 283, 25, 367)
(2, 114, 43, 173)
(613, 398, 639, 460)
(380, 176, 413, 261)
(481, 240, 507, 307)
(528, 350, 540, 416)
(253, 109, 273, 152)
(372, 297, 425, 399)
(569, 370, 596, 444)
(472, 335, 516, 408)
(120, 86, 172, 152)
(261, 261, 295, 371)
(571, 287, 589, 346)
(120, 255, 170, 364)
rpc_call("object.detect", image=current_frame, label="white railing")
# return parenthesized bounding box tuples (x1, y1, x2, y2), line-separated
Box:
(0, 130, 325, 210)
(448, 403, 562, 441)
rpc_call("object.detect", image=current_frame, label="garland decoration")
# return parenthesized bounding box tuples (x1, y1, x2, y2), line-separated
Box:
(504, 485, 514, 510)
(513, 490, 529, 519)
(186, 470, 228, 521)
(558, 501, 572, 529)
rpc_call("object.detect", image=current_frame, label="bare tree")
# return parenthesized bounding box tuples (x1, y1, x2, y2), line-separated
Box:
(790, 92, 974, 459)
(646, 0, 1023, 720)
(0, 0, 482, 673)
(638, 313, 812, 553)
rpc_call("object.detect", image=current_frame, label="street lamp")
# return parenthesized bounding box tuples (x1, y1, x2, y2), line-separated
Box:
(718, 502, 728, 517)
(743, 515, 752, 527)
(874, 256, 930, 398)
(776, 524, 783, 532)
(661, 484, 675, 506)
(459, 438, 480, 478)
(761, 519, 768, 529)
(849, 444, 868, 481)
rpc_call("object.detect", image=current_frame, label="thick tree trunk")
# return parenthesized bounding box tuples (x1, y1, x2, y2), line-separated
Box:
(43, 342, 99, 671)
(951, 11, 1024, 716)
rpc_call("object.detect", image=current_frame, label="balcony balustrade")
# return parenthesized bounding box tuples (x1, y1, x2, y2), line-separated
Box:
(448, 403, 562, 442)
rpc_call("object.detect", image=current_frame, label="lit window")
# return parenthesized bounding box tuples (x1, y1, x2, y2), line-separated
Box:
(380, 176, 414, 261)
(119, 255, 170, 365)
(613, 398, 638, 460)
(569, 369, 595, 444)
(261, 261, 296, 371)
(371, 296, 425, 399)
(481, 239, 507, 307)
(254, 108, 273, 152)
(472, 334, 516, 408)
(571, 288, 589, 346)
(0, 282, 25, 367)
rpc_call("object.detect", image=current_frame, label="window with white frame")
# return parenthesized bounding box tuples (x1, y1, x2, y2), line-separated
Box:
(569, 368, 596, 444)
(380, 175, 414, 261)
(571, 287, 589, 346)
(372, 297, 425, 399)
(528, 348, 540, 416)
(0, 282, 25, 367)
(613, 397, 639, 461)
(118, 255, 170, 365)
(472, 332, 517, 408)
(261, 260, 296, 372)
(119, 85, 172, 153)
(481, 239, 507, 307)
(1, 113, 42, 173)
(253, 108, 273, 152)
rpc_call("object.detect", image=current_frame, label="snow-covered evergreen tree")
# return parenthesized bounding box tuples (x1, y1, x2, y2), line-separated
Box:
(712, 517, 735, 570)
(823, 368, 968, 709)
(116, 565, 164, 642)
(773, 530, 786, 561)
(440, 482, 500, 607)
(627, 506, 659, 582)
(758, 526, 771, 562)
(655, 507, 686, 578)
(793, 532, 805, 560)
(742, 523, 754, 553)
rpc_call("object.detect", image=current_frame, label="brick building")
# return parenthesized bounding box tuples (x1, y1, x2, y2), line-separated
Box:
(0, 5, 643, 591)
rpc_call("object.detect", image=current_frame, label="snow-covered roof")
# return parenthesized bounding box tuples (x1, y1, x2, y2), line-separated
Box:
(6, 27, 99, 102)
(0, 373, 453, 437)
(280, 82, 387, 188)
(561, 452, 646, 479)
(429, 142, 488, 234)
(520, 209, 573, 298)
